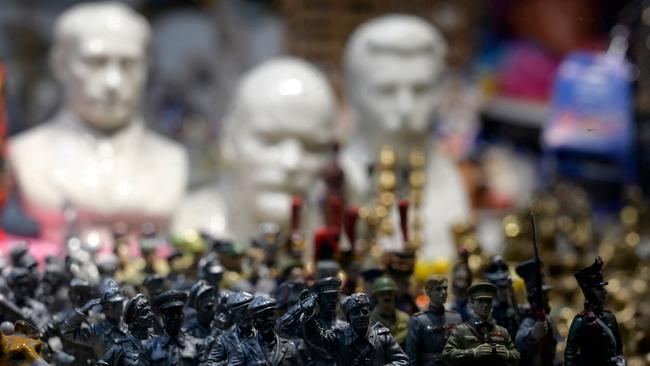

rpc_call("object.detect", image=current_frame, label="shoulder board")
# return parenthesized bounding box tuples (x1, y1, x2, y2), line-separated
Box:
(372, 323, 391, 334)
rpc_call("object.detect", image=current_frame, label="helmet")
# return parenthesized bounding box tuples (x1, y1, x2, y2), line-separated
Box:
(372, 276, 398, 294)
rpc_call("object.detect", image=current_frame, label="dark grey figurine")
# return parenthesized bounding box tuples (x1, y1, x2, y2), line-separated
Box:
(300, 292, 409, 366)
(405, 276, 462, 366)
(484, 257, 520, 337)
(0, 267, 50, 331)
(206, 291, 255, 366)
(62, 281, 128, 358)
(236, 295, 302, 366)
(185, 280, 220, 340)
(142, 290, 203, 366)
(98, 294, 154, 366)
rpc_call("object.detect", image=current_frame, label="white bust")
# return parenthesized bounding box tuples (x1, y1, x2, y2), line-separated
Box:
(341, 15, 470, 260)
(173, 57, 335, 246)
(9, 2, 188, 243)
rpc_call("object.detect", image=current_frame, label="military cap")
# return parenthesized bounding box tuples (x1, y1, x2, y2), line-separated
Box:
(373, 276, 398, 293)
(313, 276, 341, 294)
(7, 267, 32, 286)
(467, 283, 497, 300)
(102, 284, 127, 304)
(424, 275, 448, 291)
(484, 256, 511, 286)
(189, 280, 215, 308)
(342, 293, 371, 314)
(574, 256, 608, 289)
(143, 274, 165, 288)
(124, 294, 149, 324)
(155, 290, 188, 310)
(227, 291, 254, 310)
(315, 260, 341, 280)
(9, 242, 30, 264)
(249, 295, 277, 314)
(515, 259, 551, 293)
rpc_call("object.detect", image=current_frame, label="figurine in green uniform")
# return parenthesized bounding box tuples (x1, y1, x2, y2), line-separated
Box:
(442, 283, 519, 366)
(369, 276, 410, 347)
(405, 276, 461, 366)
(564, 257, 626, 366)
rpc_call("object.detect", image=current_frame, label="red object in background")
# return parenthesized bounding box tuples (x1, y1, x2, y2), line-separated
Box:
(313, 225, 338, 261)
(0, 65, 7, 241)
(343, 206, 358, 251)
(291, 196, 303, 232)
(398, 199, 409, 244)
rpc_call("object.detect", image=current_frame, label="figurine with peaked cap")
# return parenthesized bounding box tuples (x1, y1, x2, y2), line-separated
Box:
(206, 292, 255, 366)
(300, 292, 409, 366)
(405, 276, 462, 366)
(236, 295, 302, 366)
(450, 249, 472, 321)
(442, 283, 519, 366)
(143, 290, 202, 366)
(514, 259, 557, 366)
(98, 293, 154, 366)
(62, 280, 127, 358)
(483, 257, 520, 337)
(185, 280, 219, 340)
(370, 276, 410, 347)
(0, 267, 50, 331)
(564, 257, 626, 366)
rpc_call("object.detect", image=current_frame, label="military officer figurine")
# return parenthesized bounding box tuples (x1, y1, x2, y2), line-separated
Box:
(514, 260, 557, 366)
(62, 281, 128, 358)
(564, 257, 626, 366)
(206, 291, 255, 366)
(484, 257, 520, 337)
(185, 281, 220, 340)
(143, 290, 202, 366)
(237, 295, 302, 366)
(98, 294, 154, 366)
(301, 292, 409, 366)
(405, 276, 462, 366)
(442, 283, 519, 366)
(370, 276, 410, 347)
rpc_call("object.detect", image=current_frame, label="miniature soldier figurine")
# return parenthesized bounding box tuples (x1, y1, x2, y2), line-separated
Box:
(442, 283, 520, 366)
(406, 276, 462, 366)
(300, 292, 409, 366)
(0, 267, 50, 331)
(98, 294, 154, 366)
(450, 250, 472, 321)
(514, 260, 557, 366)
(62, 281, 128, 358)
(143, 290, 202, 366)
(564, 257, 626, 366)
(206, 292, 255, 366)
(369, 276, 410, 347)
(484, 257, 520, 337)
(185, 281, 219, 340)
(236, 295, 302, 366)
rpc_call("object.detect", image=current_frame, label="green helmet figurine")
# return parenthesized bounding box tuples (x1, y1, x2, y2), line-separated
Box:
(372, 276, 398, 294)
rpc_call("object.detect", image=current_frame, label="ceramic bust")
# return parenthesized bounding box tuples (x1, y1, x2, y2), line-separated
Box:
(340, 15, 470, 260)
(9, 2, 188, 244)
(173, 57, 335, 247)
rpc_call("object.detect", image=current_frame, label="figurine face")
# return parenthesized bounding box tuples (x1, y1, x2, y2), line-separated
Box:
(426, 283, 448, 308)
(317, 292, 339, 314)
(347, 304, 371, 334)
(54, 9, 147, 132)
(253, 308, 276, 336)
(375, 291, 396, 314)
(470, 297, 493, 320)
(239, 309, 254, 333)
(133, 301, 154, 329)
(224, 59, 335, 228)
(162, 307, 184, 336)
(104, 299, 125, 324)
(197, 294, 217, 321)
(591, 285, 608, 307)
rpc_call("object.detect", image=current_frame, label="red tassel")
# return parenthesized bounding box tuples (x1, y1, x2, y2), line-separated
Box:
(343, 206, 359, 250)
(291, 196, 303, 232)
(399, 199, 409, 243)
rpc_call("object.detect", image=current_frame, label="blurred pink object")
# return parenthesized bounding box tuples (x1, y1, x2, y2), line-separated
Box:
(498, 42, 560, 101)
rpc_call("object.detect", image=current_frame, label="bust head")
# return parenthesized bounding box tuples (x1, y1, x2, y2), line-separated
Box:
(344, 15, 446, 160)
(51, 2, 149, 132)
(221, 57, 335, 228)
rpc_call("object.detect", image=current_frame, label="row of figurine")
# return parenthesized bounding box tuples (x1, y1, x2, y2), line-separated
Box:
(0, 234, 626, 366)
(5, 1, 470, 264)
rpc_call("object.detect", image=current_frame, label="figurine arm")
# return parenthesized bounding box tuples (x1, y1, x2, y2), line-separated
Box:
(502, 328, 520, 366)
(563, 316, 584, 366)
(300, 315, 338, 355)
(441, 327, 475, 365)
(60, 308, 94, 346)
(609, 313, 624, 355)
(514, 317, 537, 358)
(404, 318, 420, 366)
(382, 332, 409, 366)
(206, 336, 228, 366)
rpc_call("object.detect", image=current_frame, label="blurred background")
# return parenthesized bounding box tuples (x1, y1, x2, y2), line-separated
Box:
(2, 0, 650, 363)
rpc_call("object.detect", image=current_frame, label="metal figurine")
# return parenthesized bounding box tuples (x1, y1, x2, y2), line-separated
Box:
(405, 276, 462, 366)
(0, 267, 50, 332)
(143, 274, 166, 335)
(98, 294, 154, 366)
(38, 256, 72, 314)
(61, 281, 127, 358)
(564, 257, 626, 366)
(185, 280, 220, 341)
(236, 295, 302, 366)
(442, 283, 520, 366)
(369, 276, 410, 347)
(450, 249, 473, 321)
(484, 257, 520, 337)
(142, 290, 203, 366)
(300, 292, 409, 366)
(206, 292, 255, 366)
(514, 260, 557, 366)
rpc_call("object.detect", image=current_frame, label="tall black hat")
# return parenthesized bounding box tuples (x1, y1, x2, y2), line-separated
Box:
(574, 256, 608, 289)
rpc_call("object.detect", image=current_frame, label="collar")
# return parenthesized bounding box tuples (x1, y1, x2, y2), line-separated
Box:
(161, 333, 185, 347)
(428, 304, 445, 316)
(470, 317, 494, 331)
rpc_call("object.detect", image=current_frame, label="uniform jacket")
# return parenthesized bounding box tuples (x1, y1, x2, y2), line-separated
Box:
(369, 308, 410, 347)
(405, 308, 462, 366)
(143, 332, 203, 366)
(564, 310, 624, 366)
(98, 333, 148, 366)
(236, 332, 302, 366)
(62, 311, 128, 358)
(514, 313, 558, 366)
(442, 318, 519, 366)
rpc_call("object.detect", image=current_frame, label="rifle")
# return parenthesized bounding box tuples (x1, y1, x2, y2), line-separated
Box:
(530, 213, 550, 365)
